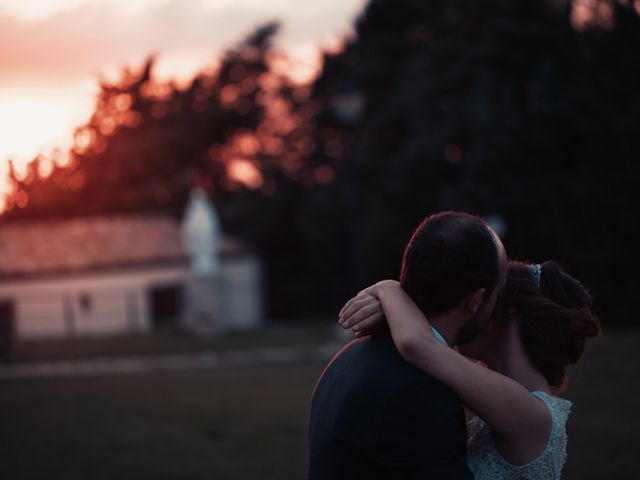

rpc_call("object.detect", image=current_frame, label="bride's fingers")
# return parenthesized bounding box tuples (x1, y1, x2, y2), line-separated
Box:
(352, 311, 384, 333)
(339, 294, 374, 324)
(349, 315, 374, 332)
(338, 292, 369, 318)
(338, 296, 357, 319)
(340, 298, 377, 327)
(341, 301, 381, 328)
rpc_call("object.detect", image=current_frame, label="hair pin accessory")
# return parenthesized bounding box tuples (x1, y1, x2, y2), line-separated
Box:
(530, 264, 542, 288)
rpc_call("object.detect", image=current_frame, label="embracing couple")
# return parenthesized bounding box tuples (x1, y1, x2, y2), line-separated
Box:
(308, 211, 600, 479)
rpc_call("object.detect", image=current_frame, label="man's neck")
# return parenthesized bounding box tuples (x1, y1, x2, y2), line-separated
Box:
(429, 315, 458, 347)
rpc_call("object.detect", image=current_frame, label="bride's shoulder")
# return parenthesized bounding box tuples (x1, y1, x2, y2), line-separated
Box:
(467, 391, 572, 479)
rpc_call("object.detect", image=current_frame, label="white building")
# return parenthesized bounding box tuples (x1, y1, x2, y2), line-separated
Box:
(0, 215, 262, 340)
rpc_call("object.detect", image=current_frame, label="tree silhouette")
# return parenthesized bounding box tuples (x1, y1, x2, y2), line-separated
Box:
(307, 0, 640, 321)
(2, 2, 639, 322)
(2, 23, 290, 220)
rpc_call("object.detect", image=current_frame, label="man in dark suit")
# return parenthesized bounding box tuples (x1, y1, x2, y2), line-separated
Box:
(308, 211, 507, 479)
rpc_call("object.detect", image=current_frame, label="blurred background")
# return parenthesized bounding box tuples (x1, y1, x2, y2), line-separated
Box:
(0, 0, 638, 478)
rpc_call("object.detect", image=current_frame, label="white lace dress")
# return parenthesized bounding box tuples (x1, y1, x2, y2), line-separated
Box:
(466, 391, 572, 480)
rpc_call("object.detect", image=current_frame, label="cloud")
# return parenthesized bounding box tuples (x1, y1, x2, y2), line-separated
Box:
(0, 0, 365, 87)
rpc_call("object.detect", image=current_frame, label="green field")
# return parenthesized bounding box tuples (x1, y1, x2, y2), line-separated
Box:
(0, 325, 637, 479)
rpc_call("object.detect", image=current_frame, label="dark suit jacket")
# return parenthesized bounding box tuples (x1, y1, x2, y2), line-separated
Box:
(308, 331, 473, 480)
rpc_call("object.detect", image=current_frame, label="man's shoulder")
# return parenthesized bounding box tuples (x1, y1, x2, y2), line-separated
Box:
(320, 332, 459, 401)
(309, 332, 469, 475)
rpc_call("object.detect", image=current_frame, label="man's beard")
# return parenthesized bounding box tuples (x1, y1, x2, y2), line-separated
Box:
(454, 293, 498, 346)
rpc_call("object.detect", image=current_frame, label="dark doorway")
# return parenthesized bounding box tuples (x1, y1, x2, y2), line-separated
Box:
(149, 285, 182, 330)
(0, 300, 15, 363)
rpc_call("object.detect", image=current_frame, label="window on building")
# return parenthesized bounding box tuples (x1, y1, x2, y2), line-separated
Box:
(78, 293, 92, 313)
(149, 285, 182, 329)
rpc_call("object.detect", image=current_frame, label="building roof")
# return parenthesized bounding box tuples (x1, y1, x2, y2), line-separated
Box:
(0, 215, 189, 280)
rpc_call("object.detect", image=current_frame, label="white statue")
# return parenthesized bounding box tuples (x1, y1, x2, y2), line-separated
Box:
(182, 188, 221, 276)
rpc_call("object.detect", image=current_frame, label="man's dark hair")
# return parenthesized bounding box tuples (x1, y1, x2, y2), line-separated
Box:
(400, 211, 500, 317)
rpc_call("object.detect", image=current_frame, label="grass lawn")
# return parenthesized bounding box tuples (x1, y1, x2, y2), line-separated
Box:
(10, 321, 337, 363)
(1, 364, 321, 480)
(563, 327, 639, 480)
(0, 324, 638, 479)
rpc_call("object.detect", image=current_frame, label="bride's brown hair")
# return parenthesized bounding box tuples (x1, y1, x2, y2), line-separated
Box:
(501, 261, 601, 387)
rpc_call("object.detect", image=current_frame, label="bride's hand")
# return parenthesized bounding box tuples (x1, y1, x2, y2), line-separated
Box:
(359, 279, 401, 299)
(338, 292, 384, 337)
(338, 280, 400, 336)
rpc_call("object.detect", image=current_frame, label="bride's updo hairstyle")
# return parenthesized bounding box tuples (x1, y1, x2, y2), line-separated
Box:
(501, 260, 601, 387)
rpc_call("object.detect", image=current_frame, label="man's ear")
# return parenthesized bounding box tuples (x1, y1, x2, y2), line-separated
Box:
(464, 288, 486, 316)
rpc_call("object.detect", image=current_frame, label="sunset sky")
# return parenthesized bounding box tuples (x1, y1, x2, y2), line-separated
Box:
(0, 0, 366, 196)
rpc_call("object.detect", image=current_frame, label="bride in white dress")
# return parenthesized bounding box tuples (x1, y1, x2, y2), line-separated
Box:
(339, 260, 600, 480)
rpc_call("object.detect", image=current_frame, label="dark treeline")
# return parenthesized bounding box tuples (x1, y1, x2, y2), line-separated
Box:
(2, 0, 639, 324)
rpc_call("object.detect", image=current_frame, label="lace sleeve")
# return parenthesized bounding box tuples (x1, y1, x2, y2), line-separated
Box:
(466, 391, 572, 480)
(531, 391, 572, 476)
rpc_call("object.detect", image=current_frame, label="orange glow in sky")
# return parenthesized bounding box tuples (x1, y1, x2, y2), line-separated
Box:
(0, 0, 366, 205)
(0, 84, 95, 190)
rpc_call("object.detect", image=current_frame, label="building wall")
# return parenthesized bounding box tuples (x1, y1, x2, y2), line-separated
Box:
(0, 265, 189, 339)
(0, 253, 263, 340)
